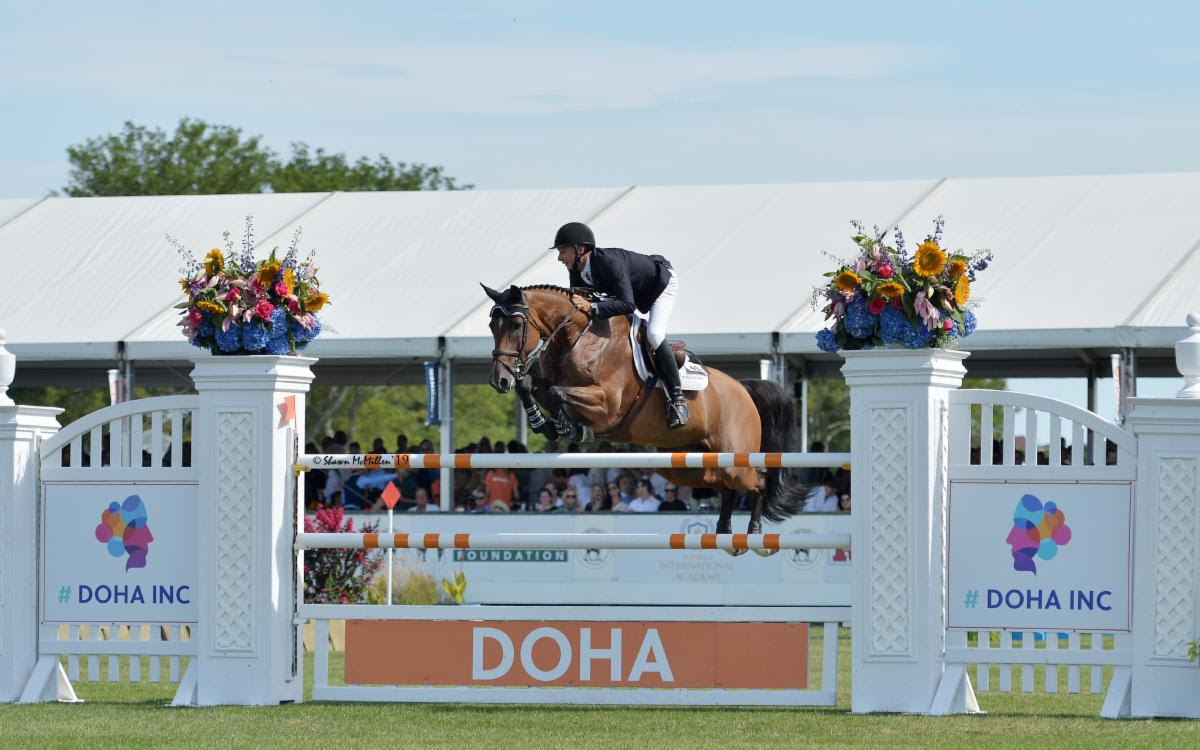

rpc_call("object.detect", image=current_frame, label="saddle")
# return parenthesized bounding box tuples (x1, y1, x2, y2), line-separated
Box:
(628, 315, 709, 392)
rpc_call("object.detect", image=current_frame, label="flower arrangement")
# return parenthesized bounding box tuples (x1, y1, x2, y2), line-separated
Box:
(303, 506, 382, 604)
(814, 216, 991, 352)
(171, 215, 328, 355)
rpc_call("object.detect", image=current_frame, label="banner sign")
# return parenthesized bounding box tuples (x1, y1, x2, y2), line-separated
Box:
(42, 483, 198, 624)
(424, 361, 440, 426)
(345, 620, 808, 689)
(947, 481, 1132, 631)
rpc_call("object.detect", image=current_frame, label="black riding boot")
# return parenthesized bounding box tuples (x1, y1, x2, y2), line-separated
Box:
(654, 341, 690, 430)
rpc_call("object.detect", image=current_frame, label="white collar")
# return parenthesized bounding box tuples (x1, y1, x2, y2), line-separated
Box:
(581, 254, 593, 284)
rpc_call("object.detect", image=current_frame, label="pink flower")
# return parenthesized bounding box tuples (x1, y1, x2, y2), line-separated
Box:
(274, 281, 289, 297)
(225, 287, 242, 303)
(891, 298, 904, 309)
(188, 308, 203, 325)
(287, 298, 300, 313)
(914, 291, 941, 330)
(943, 319, 955, 331)
(254, 300, 275, 321)
(868, 296, 886, 315)
(877, 264, 894, 279)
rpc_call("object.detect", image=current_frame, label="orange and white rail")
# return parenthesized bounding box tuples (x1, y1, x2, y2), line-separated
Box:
(296, 531, 851, 552)
(296, 451, 849, 472)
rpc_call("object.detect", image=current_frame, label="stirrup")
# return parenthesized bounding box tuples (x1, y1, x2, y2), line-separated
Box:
(666, 399, 689, 430)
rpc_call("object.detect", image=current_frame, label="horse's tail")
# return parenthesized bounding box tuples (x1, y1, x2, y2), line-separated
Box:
(740, 378, 808, 522)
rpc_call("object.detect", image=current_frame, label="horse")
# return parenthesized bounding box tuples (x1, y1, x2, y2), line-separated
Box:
(482, 283, 807, 554)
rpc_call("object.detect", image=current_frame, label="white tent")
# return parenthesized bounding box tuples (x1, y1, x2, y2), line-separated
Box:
(2, 173, 1197, 388)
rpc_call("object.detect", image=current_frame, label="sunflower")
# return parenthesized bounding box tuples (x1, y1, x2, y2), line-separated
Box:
(197, 300, 226, 315)
(877, 280, 904, 299)
(179, 278, 191, 291)
(257, 261, 281, 287)
(282, 268, 296, 294)
(305, 292, 330, 312)
(203, 249, 224, 276)
(953, 275, 970, 305)
(947, 256, 968, 279)
(914, 241, 947, 276)
(834, 270, 861, 292)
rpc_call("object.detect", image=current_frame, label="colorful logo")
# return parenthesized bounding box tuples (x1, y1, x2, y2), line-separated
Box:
(95, 495, 154, 571)
(1006, 493, 1071, 575)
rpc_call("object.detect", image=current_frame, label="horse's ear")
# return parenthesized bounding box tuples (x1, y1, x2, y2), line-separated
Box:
(503, 285, 524, 304)
(480, 283, 503, 302)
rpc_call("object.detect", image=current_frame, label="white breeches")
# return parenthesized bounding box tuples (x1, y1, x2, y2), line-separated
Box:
(646, 270, 678, 349)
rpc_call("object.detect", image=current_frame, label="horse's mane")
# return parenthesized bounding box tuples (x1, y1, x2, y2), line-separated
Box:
(520, 284, 573, 296)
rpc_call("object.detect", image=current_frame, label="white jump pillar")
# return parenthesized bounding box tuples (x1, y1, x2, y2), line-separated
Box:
(1126, 315, 1200, 718)
(843, 348, 968, 714)
(0, 331, 63, 701)
(191, 355, 315, 706)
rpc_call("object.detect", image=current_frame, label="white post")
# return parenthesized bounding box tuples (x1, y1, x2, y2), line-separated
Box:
(190, 355, 315, 706)
(1126, 314, 1200, 718)
(842, 348, 968, 714)
(0, 330, 63, 701)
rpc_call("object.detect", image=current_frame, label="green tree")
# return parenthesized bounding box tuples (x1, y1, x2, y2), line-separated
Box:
(803, 376, 1007, 454)
(62, 118, 469, 196)
(270, 143, 468, 192)
(64, 119, 274, 196)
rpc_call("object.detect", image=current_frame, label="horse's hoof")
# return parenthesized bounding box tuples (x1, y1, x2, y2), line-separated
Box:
(754, 547, 778, 558)
(725, 547, 747, 557)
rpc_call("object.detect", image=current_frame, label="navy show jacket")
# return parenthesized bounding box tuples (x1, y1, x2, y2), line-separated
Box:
(567, 246, 672, 320)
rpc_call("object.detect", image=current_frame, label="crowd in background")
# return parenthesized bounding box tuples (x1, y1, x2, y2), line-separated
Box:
(303, 432, 853, 514)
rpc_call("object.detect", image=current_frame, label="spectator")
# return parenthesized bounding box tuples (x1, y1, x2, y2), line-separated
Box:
(587, 483, 609, 511)
(561, 489, 583, 513)
(407, 487, 440, 513)
(616, 473, 636, 504)
(606, 481, 625, 511)
(838, 493, 852, 513)
(535, 488, 561, 512)
(658, 484, 688, 511)
(332, 430, 349, 454)
(370, 436, 387, 454)
(803, 478, 839, 512)
(395, 433, 409, 453)
(415, 438, 438, 492)
(484, 466, 520, 511)
(629, 479, 661, 512)
(478, 436, 492, 453)
(469, 490, 490, 513)
(568, 469, 592, 508)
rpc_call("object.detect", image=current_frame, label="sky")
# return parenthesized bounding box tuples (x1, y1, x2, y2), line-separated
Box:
(1, 1, 1196, 416)
(3, 1, 1200, 197)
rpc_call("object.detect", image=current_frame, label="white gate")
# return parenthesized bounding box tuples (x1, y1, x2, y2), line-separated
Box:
(22, 396, 199, 704)
(938, 389, 1137, 717)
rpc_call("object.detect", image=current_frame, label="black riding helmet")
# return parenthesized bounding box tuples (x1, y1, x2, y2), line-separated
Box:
(551, 222, 595, 249)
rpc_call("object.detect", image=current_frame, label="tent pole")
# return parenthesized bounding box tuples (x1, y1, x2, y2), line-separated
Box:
(439, 354, 455, 511)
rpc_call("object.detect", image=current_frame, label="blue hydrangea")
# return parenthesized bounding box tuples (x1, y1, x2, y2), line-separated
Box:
(268, 307, 287, 333)
(878, 306, 909, 343)
(242, 322, 270, 351)
(904, 321, 934, 349)
(843, 298, 877, 339)
(265, 336, 292, 355)
(957, 310, 977, 337)
(815, 328, 838, 353)
(215, 324, 242, 352)
(198, 318, 215, 338)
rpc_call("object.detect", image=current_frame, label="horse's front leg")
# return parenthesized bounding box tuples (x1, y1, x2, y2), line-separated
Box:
(715, 487, 745, 557)
(549, 384, 616, 436)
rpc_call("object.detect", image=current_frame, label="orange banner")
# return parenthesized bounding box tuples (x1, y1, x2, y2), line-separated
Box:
(344, 620, 807, 689)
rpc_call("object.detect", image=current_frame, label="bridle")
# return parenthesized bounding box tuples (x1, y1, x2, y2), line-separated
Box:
(490, 295, 593, 383)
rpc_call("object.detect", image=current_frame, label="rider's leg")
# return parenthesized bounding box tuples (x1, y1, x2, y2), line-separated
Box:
(647, 270, 689, 430)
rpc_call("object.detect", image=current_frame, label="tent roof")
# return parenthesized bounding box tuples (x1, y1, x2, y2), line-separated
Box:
(2, 174, 1196, 387)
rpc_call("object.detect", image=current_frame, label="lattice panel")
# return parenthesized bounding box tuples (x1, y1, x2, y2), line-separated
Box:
(869, 407, 910, 656)
(215, 412, 255, 652)
(1154, 458, 1198, 658)
(935, 402, 950, 654)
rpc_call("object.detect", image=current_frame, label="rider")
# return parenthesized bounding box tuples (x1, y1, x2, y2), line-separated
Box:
(551, 221, 690, 430)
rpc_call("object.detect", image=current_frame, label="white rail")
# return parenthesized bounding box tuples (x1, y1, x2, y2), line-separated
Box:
(296, 531, 851, 552)
(297, 451, 850, 471)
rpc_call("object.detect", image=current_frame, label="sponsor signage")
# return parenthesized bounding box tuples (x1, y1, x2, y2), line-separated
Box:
(42, 483, 198, 624)
(345, 620, 808, 689)
(947, 481, 1132, 631)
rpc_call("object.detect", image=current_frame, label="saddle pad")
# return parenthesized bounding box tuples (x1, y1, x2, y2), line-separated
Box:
(629, 314, 709, 392)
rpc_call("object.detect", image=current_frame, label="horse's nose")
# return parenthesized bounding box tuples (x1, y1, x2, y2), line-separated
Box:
(496, 375, 511, 393)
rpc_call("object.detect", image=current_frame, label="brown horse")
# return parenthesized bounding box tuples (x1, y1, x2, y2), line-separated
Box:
(482, 283, 806, 553)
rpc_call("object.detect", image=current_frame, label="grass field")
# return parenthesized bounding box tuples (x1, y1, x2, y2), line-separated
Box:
(0, 627, 1194, 749)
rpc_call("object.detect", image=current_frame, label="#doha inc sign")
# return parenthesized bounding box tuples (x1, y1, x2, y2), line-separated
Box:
(947, 481, 1133, 632)
(344, 620, 808, 689)
(41, 483, 198, 624)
